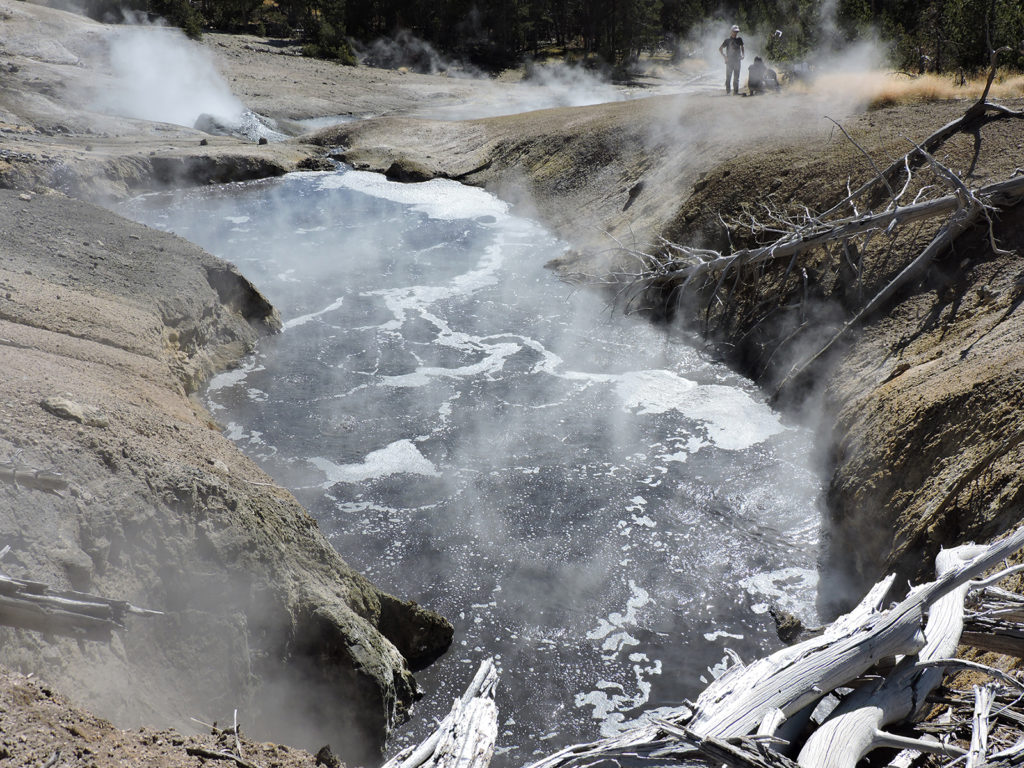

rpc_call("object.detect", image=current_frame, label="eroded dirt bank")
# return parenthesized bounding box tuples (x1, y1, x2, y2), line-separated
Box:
(640, 105, 1024, 602)
(0, 2, 467, 761)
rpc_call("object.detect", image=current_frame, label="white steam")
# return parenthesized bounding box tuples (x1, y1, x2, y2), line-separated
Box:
(521, 62, 627, 108)
(95, 24, 244, 129)
(673, 13, 888, 97)
(357, 29, 483, 77)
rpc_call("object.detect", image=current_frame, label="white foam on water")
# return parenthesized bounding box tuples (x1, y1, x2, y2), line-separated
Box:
(577, 647, 663, 737)
(537, 364, 785, 452)
(366, 238, 506, 337)
(586, 581, 652, 657)
(310, 439, 440, 486)
(222, 421, 246, 441)
(616, 370, 786, 451)
(321, 171, 510, 222)
(206, 358, 264, 395)
(659, 435, 709, 463)
(739, 567, 820, 622)
(284, 296, 345, 330)
(384, 341, 523, 388)
(221, 422, 268, 450)
(703, 630, 745, 642)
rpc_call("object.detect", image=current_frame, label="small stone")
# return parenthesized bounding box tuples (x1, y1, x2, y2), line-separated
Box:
(40, 395, 110, 428)
(768, 605, 805, 644)
(18, 193, 31, 201)
(315, 745, 341, 768)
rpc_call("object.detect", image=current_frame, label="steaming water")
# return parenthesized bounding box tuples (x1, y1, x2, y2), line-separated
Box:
(118, 168, 822, 764)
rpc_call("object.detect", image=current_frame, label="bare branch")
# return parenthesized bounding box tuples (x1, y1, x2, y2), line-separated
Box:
(826, 116, 897, 202)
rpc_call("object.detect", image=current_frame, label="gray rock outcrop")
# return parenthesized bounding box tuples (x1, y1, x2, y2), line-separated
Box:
(0, 188, 452, 765)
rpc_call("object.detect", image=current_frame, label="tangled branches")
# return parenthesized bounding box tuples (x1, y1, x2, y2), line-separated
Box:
(599, 50, 1024, 398)
(383, 531, 1024, 768)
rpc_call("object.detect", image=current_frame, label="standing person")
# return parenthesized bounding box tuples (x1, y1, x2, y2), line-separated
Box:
(718, 24, 744, 94)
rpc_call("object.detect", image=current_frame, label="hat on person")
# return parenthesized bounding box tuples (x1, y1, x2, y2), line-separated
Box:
(731, 25, 740, 32)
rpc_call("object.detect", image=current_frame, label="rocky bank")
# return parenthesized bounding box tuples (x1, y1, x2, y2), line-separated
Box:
(0, 3, 459, 764)
(1, 0, 1024, 762)
(0, 184, 454, 765)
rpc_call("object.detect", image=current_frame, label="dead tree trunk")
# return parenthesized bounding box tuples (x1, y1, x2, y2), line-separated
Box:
(393, 528, 1024, 768)
(0, 558, 161, 640)
(600, 87, 1024, 399)
(795, 546, 983, 768)
(383, 659, 498, 768)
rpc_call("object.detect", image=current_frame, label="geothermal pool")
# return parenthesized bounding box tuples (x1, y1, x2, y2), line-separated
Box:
(119, 168, 822, 765)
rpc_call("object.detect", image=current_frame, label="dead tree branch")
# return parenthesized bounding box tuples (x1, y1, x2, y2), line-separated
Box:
(771, 150, 996, 396)
(392, 528, 1024, 768)
(382, 658, 498, 768)
(185, 745, 263, 768)
(605, 88, 1024, 398)
(0, 458, 68, 495)
(0, 559, 162, 639)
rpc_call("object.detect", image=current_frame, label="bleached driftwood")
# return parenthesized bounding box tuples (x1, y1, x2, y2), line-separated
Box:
(383, 658, 498, 768)
(795, 546, 983, 768)
(967, 684, 996, 768)
(400, 528, 1024, 768)
(962, 586, 1024, 658)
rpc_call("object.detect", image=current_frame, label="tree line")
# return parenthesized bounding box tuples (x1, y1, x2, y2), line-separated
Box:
(87, 0, 1024, 73)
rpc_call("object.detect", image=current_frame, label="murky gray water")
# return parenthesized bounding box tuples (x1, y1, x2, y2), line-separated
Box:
(119, 168, 822, 765)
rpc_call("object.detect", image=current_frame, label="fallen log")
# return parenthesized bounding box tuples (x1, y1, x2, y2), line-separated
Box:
(771, 143, 1004, 395)
(600, 89, 1024, 400)
(0, 561, 162, 639)
(795, 546, 983, 768)
(395, 528, 1024, 768)
(383, 658, 498, 768)
(0, 460, 68, 495)
(614, 162, 1024, 321)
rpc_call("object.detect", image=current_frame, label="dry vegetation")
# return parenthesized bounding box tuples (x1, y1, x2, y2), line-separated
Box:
(790, 70, 1024, 109)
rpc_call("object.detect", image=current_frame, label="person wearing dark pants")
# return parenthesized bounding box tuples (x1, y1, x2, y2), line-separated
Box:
(748, 56, 780, 94)
(718, 25, 745, 94)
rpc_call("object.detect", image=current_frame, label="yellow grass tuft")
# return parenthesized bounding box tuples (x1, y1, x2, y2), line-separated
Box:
(790, 70, 1024, 108)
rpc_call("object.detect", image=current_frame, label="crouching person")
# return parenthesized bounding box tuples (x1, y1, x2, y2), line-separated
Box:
(747, 56, 780, 95)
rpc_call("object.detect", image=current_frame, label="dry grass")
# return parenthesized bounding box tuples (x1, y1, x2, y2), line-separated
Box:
(792, 70, 1024, 108)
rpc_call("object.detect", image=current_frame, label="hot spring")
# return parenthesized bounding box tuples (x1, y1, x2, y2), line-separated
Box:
(118, 166, 822, 766)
